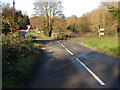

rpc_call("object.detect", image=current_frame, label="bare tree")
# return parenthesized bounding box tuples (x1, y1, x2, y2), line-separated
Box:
(33, 0, 63, 37)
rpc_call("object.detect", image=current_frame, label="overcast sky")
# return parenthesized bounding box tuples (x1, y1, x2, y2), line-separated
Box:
(2, 0, 103, 18)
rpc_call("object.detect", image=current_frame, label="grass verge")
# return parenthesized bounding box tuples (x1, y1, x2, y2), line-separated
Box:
(67, 37, 119, 59)
(77, 37, 118, 58)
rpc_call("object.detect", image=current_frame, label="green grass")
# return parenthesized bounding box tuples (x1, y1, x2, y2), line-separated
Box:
(26, 32, 41, 38)
(26, 32, 54, 40)
(83, 38, 119, 58)
(30, 33, 43, 38)
(67, 37, 119, 58)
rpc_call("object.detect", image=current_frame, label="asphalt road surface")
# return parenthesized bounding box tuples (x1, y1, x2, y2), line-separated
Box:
(25, 40, 119, 88)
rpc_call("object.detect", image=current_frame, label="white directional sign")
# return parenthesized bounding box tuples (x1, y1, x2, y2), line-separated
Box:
(98, 25, 104, 39)
(99, 33, 104, 35)
(99, 28, 104, 31)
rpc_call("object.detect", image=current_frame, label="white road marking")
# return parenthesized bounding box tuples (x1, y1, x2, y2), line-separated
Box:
(57, 41, 65, 47)
(57, 41, 60, 44)
(76, 57, 105, 86)
(57, 41, 73, 55)
(66, 48, 74, 56)
(57, 41, 105, 86)
(61, 44, 65, 48)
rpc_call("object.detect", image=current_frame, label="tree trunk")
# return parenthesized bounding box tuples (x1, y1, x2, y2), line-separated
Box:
(49, 27, 53, 37)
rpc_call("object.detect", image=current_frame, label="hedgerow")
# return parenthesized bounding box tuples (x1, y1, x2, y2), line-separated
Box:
(2, 33, 41, 88)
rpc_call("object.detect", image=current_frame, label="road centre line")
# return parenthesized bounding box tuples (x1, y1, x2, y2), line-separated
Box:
(76, 57, 105, 86)
(57, 41, 73, 55)
(57, 41, 60, 44)
(57, 41, 105, 86)
(66, 48, 74, 56)
(61, 44, 65, 48)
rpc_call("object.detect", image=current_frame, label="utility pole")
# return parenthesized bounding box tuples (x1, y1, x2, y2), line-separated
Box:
(13, 0, 15, 19)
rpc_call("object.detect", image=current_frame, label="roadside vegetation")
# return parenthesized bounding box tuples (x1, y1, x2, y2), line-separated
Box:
(31, 1, 119, 38)
(1, 0, 120, 88)
(83, 38, 118, 58)
(2, 3, 30, 35)
(1, 3, 42, 88)
(2, 32, 42, 88)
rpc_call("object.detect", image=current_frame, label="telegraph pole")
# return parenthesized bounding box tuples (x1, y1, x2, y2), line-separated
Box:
(13, 0, 15, 19)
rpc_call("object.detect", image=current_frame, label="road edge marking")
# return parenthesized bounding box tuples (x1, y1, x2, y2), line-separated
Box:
(76, 57, 105, 86)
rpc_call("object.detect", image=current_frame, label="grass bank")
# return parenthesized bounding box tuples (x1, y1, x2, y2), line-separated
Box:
(68, 37, 119, 59)
(2, 33, 43, 88)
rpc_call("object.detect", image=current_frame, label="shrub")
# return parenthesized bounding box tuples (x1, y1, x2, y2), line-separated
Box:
(2, 33, 41, 88)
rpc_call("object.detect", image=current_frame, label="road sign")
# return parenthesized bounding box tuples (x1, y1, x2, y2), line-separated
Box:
(99, 33, 104, 35)
(99, 28, 104, 31)
(26, 25, 32, 30)
(26, 25, 32, 38)
(98, 25, 104, 39)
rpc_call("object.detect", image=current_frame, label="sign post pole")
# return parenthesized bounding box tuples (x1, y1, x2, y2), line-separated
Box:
(98, 24, 104, 40)
(98, 24, 100, 40)
(29, 30, 30, 38)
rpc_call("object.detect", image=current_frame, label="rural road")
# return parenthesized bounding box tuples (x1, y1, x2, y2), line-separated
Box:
(25, 40, 119, 88)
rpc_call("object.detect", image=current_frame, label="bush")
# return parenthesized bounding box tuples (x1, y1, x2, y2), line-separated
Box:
(2, 33, 41, 88)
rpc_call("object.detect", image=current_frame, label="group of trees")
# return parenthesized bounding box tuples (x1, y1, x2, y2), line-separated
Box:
(2, 3, 30, 35)
(30, 1, 120, 37)
(32, 0, 63, 37)
(1, 1, 120, 37)
(66, 2, 119, 37)
(30, 14, 66, 34)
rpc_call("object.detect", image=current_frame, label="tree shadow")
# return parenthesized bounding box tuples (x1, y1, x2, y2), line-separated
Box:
(31, 40, 55, 44)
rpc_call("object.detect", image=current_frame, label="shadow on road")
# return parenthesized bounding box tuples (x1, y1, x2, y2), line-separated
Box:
(31, 40, 56, 44)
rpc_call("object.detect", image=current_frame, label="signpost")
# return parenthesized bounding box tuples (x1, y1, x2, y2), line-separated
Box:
(99, 28, 104, 31)
(98, 25, 104, 40)
(26, 25, 32, 38)
(99, 33, 104, 35)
